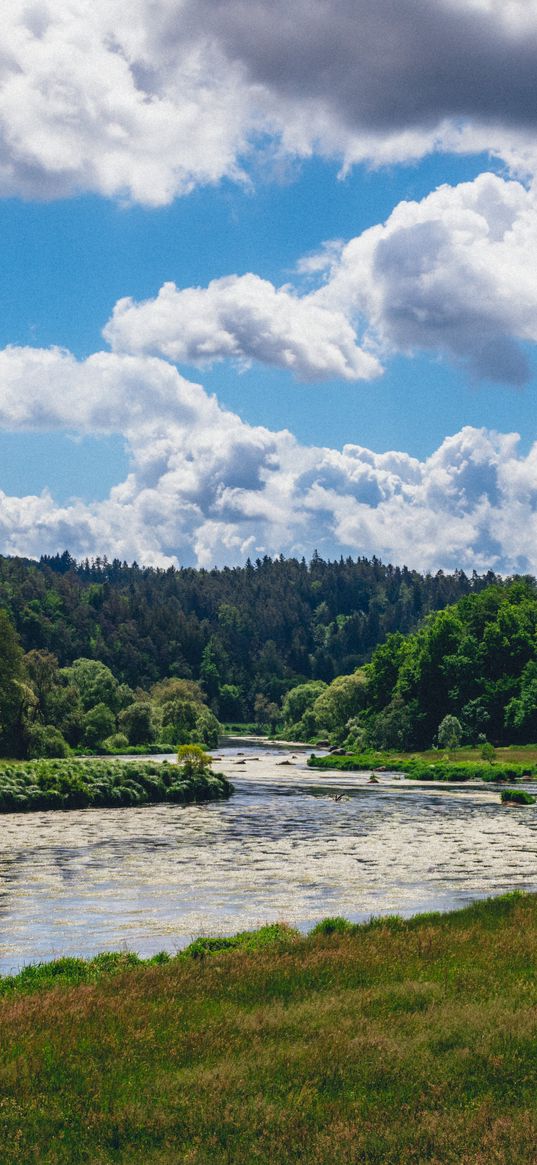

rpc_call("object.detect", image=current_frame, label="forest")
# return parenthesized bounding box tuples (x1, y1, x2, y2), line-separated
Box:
(285, 579, 537, 752)
(0, 551, 535, 758)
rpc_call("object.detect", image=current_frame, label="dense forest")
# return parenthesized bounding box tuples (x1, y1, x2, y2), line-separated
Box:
(0, 550, 497, 710)
(286, 579, 537, 751)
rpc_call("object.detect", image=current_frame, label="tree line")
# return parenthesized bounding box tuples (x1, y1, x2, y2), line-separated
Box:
(0, 550, 499, 753)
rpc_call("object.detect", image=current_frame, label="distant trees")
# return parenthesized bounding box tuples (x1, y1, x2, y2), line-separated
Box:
(0, 551, 498, 722)
(0, 609, 26, 755)
(309, 580, 537, 751)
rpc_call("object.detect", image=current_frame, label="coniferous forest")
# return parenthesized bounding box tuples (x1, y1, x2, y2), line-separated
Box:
(1, 550, 498, 693)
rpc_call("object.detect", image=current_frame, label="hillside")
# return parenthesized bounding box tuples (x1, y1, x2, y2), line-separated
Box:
(0, 552, 500, 721)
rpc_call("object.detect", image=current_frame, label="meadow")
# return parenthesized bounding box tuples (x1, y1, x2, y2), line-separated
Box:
(1, 893, 537, 1163)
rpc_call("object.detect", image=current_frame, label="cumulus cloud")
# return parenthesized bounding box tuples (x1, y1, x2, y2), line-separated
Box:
(3, 1, 537, 204)
(0, 344, 536, 573)
(104, 276, 381, 381)
(315, 171, 537, 383)
(103, 173, 537, 385)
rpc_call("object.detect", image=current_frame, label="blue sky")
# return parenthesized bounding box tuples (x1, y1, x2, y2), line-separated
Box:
(0, 1, 537, 572)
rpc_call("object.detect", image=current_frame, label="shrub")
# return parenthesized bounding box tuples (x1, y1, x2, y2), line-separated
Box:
(501, 788, 536, 805)
(25, 724, 70, 759)
(177, 743, 212, 777)
(102, 733, 129, 753)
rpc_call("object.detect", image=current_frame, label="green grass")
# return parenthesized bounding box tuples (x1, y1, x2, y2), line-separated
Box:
(308, 749, 537, 782)
(0, 758, 232, 813)
(501, 788, 537, 805)
(2, 893, 537, 1162)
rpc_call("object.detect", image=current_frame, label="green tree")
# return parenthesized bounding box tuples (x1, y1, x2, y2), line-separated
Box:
(83, 702, 116, 749)
(62, 658, 122, 713)
(312, 670, 368, 737)
(437, 714, 463, 751)
(118, 702, 155, 745)
(282, 682, 327, 729)
(0, 609, 26, 755)
(177, 743, 212, 777)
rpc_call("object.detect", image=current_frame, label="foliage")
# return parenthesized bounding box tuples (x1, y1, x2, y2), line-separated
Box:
(118, 701, 155, 745)
(0, 608, 26, 755)
(176, 743, 212, 777)
(0, 552, 501, 725)
(357, 580, 537, 749)
(2, 894, 537, 1162)
(501, 788, 536, 805)
(82, 702, 116, 748)
(437, 714, 463, 751)
(25, 723, 70, 759)
(308, 750, 537, 782)
(0, 757, 231, 813)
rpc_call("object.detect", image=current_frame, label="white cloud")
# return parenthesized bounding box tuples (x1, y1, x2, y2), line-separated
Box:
(0, 344, 536, 573)
(104, 276, 381, 381)
(3, 1, 537, 204)
(103, 173, 537, 385)
(315, 172, 537, 383)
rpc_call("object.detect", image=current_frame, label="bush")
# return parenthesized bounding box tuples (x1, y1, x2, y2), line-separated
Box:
(102, 733, 129, 753)
(25, 724, 70, 759)
(177, 744, 212, 777)
(501, 788, 536, 805)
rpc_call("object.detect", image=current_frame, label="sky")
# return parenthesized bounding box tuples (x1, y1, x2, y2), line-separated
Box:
(0, 0, 537, 574)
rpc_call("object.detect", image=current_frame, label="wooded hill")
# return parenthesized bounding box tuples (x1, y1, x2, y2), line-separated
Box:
(0, 551, 500, 721)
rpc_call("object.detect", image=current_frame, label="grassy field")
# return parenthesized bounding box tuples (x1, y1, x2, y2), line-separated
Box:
(2, 893, 537, 1163)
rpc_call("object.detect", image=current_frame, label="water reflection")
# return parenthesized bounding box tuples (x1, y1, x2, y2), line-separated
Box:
(1, 751, 537, 972)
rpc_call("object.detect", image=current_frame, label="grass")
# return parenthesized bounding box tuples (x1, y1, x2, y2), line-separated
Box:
(500, 788, 537, 805)
(2, 893, 537, 1162)
(309, 748, 537, 782)
(0, 758, 232, 813)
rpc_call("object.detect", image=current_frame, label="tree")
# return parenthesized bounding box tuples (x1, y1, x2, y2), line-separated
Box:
(83, 703, 116, 748)
(177, 743, 212, 777)
(118, 702, 155, 745)
(282, 682, 327, 729)
(312, 670, 368, 737)
(437, 714, 463, 751)
(0, 609, 26, 755)
(62, 658, 123, 713)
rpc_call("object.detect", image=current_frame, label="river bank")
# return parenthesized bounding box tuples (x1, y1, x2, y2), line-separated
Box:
(1, 891, 536, 1164)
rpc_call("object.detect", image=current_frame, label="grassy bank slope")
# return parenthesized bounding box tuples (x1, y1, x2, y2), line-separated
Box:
(2, 894, 537, 1163)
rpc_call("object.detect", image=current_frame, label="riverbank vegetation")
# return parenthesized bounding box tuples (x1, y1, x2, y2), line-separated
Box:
(1, 892, 537, 1162)
(0, 754, 231, 813)
(308, 749, 537, 782)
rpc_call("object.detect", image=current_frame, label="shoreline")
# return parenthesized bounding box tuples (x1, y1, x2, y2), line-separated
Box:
(0, 889, 529, 993)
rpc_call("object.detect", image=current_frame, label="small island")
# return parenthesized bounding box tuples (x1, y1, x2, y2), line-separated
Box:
(0, 746, 231, 814)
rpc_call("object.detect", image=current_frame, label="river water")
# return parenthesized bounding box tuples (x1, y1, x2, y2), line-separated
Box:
(1, 746, 537, 973)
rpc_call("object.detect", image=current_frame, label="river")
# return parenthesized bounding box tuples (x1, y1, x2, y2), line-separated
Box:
(1, 745, 536, 973)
